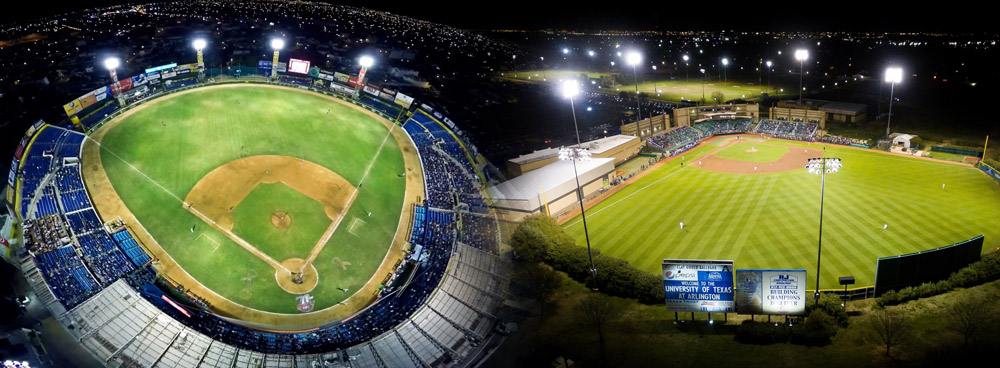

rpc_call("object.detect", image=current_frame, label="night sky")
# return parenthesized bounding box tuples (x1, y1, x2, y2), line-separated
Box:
(2, 0, 995, 32)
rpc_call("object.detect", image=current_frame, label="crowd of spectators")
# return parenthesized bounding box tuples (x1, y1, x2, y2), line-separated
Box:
(693, 118, 753, 136)
(646, 126, 705, 151)
(754, 119, 818, 139)
(818, 134, 870, 147)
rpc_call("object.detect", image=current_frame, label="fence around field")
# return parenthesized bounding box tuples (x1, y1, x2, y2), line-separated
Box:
(931, 145, 984, 157)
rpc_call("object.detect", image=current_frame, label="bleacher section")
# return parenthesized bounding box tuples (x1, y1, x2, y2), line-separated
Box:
(693, 118, 753, 136)
(78, 102, 119, 131)
(646, 126, 705, 152)
(753, 119, 818, 140)
(164, 78, 198, 91)
(113, 230, 152, 266)
(33, 246, 100, 308)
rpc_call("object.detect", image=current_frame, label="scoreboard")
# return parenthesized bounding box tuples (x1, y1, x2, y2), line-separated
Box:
(662, 259, 734, 313)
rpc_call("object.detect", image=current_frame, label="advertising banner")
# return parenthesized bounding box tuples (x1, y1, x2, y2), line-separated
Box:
(144, 63, 177, 74)
(13, 145, 23, 160)
(92, 86, 110, 102)
(161, 70, 177, 79)
(63, 99, 83, 117)
(330, 82, 359, 98)
(274, 62, 287, 74)
(363, 85, 380, 96)
(394, 92, 414, 108)
(7, 166, 14, 186)
(347, 76, 361, 88)
(333, 72, 350, 83)
(443, 117, 456, 129)
(378, 91, 395, 101)
(110, 78, 133, 95)
(662, 259, 735, 313)
(317, 71, 334, 81)
(735, 269, 807, 315)
(5, 185, 13, 207)
(78, 92, 98, 110)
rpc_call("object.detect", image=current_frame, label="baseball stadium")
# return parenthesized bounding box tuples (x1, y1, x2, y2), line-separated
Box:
(4, 6, 1000, 368)
(5, 53, 510, 365)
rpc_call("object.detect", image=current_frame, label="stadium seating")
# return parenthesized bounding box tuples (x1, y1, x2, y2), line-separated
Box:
(753, 119, 818, 140)
(646, 126, 705, 152)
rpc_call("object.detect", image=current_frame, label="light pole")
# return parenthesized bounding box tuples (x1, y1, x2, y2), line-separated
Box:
(884, 67, 903, 137)
(806, 156, 843, 303)
(795, 49, 808, 106)
(193, 39, 207, 79)
(104, 57, 125, 105)
(683, 55, 690, 82)
(270, 38, 284, 79)
(766, 60, 773, 95)
(587, 50, 595, 72)
(700, 68, 706, 104)
(626, 51, 643, 122)
(358, 55, 374, 84)
(559, 80, 598, 290)
(721, 57, 729, 83)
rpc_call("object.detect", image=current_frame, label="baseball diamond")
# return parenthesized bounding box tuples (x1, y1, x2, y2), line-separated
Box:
(563, 135, 1000, 291)
(81, 84, 420, 325)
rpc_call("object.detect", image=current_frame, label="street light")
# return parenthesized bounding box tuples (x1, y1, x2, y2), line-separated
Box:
(721, 58, 729, 83)
(559, 79, 598, 290)
(884, 67, 903, 137)
(193, 39, 207, 78)
(795, 49, 808, 105)
(626, 51, 643, 123)
(805, 156, 843, 303)
(682, 54, 690, 81)
(270, 38, 284, 78)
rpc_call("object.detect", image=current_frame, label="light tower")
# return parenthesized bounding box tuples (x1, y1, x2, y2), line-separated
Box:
(558, 79, 598, 290)
(358, 55, 374, 85)
(682, 54, 690, 81)
(104, 57, 125, 105)
(193, 39, 207, 79)
(795, 49, 808, 105)
(805, 156, 843, 304)
(270, 38, 284, 79)
(721, 57, 729, 83)
(626, 51, 643, 123)
(884, 67, 903, 137)
(766, 60, 773, 94)
(700, 68, 706, 104)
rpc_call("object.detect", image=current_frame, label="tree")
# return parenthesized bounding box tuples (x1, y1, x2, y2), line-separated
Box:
(510, 215, 574, 262)
(576, 293, 624, 349)
(866, 308, 913, 358)
(512, 263, 562, 320)
(711, 91, 725, 103)
(946, 297, 994, 347)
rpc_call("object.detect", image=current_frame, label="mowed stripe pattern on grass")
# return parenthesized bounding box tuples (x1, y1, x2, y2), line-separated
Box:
(564, 140, 1000, 290)
(98, 86, 405, 313)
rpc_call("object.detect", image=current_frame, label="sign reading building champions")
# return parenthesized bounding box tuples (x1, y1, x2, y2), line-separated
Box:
(735, 269, 807, 315)
(662, 259, 735, 313)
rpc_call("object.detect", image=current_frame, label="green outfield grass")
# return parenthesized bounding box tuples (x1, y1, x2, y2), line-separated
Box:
(712, 142, 788, 162)
(231, 183, 330, 262)
(563, 137, 1000, 290)
(96, 85, 405, 313)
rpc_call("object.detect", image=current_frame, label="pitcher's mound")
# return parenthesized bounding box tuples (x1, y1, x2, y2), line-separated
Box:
(271, 212, 291, 229)
(745, 148, 758, 153)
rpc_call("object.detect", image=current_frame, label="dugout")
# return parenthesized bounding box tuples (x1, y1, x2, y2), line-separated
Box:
(489, 158, 615, 222)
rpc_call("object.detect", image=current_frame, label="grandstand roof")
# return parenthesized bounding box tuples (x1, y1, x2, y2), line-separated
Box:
(488, 158, 615, 211)
(507, 135, 638, 165)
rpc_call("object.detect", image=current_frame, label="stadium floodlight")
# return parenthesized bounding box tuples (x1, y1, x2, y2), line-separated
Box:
(560, 79, 580, 99)
(562, 48, 569, 55)
(804, 156, 843, 304)
(721, 57, 729, 83)
(588, 50, 595, 57)
(357, 55, 375, 86)
(558, 87, 598, 290)
(795, 49, 808, 105)
(270, 38, 285, 50)
(884, 66, 903, 136)
(193, 39, 207, 76)
(682, 54, 690, 81)
(104, 57, 120, 71)
(766, 60, 773, 93)
(626, 51, 641, 66)
(625, 51, 643, 123)
(359, 55, 374, 68)
(269, 38, 284, 78)
(700, 68, 706, 103)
